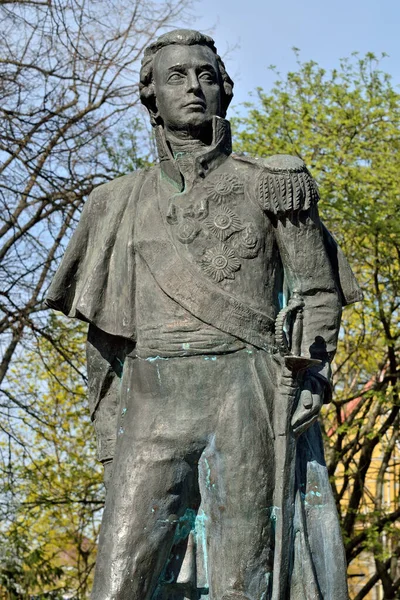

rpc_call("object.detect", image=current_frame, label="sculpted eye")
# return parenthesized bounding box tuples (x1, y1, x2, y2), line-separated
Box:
(199, 71, 216, 83)
(167, 72, 185, 84)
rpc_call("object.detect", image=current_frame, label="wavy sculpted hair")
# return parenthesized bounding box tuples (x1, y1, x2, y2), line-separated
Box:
(139, 29, 234, 126)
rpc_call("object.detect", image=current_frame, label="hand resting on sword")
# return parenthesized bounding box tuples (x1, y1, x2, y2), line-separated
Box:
(291, 374, 325, 437)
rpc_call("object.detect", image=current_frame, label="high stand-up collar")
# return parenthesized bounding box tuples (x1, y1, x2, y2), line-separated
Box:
(155, 116, 232, 192)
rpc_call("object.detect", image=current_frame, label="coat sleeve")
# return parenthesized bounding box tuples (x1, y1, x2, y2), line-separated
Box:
(86, 324, 135, 463)
(258, 156, 344, 400)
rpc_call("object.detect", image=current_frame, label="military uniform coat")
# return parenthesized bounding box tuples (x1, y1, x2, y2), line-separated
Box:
(46, 118, 361, 599)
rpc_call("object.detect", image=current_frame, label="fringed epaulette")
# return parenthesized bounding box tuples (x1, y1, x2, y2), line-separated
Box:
(257, 154, 320, 216)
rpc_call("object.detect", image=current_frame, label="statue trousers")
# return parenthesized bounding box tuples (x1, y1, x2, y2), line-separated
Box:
(91, 348, 279, 600)
(90, 348, 348, 600)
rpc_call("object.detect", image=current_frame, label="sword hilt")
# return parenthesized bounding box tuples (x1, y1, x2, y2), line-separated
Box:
(275, 289, 321, 374)
(275, 288, 304, 356)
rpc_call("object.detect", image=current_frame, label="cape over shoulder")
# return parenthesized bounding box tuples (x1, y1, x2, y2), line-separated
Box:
(45, 167, 152, 338)
(84, 169, 149, 216)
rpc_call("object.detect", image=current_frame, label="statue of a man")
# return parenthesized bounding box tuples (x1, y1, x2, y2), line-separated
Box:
(46, 29, 362, 600)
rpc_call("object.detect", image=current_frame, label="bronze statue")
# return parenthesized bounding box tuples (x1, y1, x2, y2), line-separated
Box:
(46, 29, 362, 600)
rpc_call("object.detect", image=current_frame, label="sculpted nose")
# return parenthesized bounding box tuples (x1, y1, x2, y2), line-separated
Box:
(186, 71, 201, 93)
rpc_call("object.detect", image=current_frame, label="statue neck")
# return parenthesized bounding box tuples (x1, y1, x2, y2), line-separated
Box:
(165, 132, 207, 156)
(155, 117, 232, 192)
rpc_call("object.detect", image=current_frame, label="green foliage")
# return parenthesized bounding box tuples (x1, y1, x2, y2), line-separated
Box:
(0, 531, 64, 600)
(233, 52, 400, 598)
(0, 316, 103, 598)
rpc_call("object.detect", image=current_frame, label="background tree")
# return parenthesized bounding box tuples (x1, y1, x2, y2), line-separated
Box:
(0, 0, 190, 594)
(2, 5, 398, 594)
(0, 317, 101, 598)
(233, 52, 400, 599)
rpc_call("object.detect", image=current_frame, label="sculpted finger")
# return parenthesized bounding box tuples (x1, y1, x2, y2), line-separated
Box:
(292, 412, 319, 437)
(301, 389, 313, 409)
(291, 395, 321, 434)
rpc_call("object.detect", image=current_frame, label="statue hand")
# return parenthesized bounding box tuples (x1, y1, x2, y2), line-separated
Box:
(291, 375, 324, 437)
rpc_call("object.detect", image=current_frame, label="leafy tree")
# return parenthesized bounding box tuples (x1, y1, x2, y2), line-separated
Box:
(233, 52, 400, 599)
(0, 316, 102, 598)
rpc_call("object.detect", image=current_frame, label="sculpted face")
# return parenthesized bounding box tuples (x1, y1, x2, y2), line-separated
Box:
(153, 44, 222, 138)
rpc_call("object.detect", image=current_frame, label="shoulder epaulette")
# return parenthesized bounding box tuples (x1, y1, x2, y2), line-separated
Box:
(257, 154, 320, 216)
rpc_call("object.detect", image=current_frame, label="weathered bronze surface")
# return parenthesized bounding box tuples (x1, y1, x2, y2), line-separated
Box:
(46, 29, 362, 600)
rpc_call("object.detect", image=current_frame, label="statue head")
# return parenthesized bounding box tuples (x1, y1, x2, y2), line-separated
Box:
(139, 29, 234, 139)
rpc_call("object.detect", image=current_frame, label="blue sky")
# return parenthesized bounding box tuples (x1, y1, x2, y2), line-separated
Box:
(188, 0, 400, 115)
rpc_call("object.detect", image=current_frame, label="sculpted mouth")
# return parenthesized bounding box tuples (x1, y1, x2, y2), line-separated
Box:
(184, 101, 206, 109)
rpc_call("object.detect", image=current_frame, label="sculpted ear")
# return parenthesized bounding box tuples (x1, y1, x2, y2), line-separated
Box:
(148, 99, 162, 127)
(148, 86, 160, 123)
(141, 81, 161, 127)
